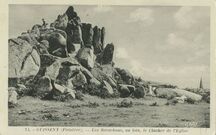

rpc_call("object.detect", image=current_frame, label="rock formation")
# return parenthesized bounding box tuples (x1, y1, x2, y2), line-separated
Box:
(9, 38, 40, 79)
(82, 23, 94, 47)
(101, 27, 105, 48)
(93, 26, 102, 54)
(9, 6, 193, 105)
(53, 13, 68, 30)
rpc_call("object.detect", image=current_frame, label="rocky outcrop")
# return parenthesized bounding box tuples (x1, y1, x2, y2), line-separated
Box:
(93, 26, 102, 54)
(103, 80, 114, 95)
(37, 40, 50, 54)
(34, 76, 53, 98)
(52, 83, 76, 100)
(133, 86, 145, 98)
(82, 23, 93, 47)
(101, 27, 105, 48)
(115, 68, 134, 85)
(65, 6, 78, 20)
(91, 67, 117, 88)
(118, 85, 131, 98)
(18, 32, 40, 46)
(67, 23, 83, 44)
(31, 25, 41, 38)
(98, 43, 114, 65)
(76, 47, 95, 69)
(101, 64, 115, 77)
(9, 38, 40, 78)
(53, 14, 68, 30)
(9, 6, 184, 102)
(40, 30, 68, 57)
(70, 71, 87, 89)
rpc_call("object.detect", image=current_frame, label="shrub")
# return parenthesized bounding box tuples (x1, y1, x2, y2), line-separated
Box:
(186, 97, 195, 104)
(87, 102, 99, 108)
(171, 99, 178, 105)
(149, 102, 159, 106)
(202, 92, 210, 103)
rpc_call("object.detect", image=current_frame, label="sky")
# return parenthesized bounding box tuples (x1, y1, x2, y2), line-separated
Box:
(9, 5, 210, 89)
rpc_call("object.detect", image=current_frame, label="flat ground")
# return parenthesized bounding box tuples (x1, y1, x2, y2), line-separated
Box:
(8, 95, 210, 127)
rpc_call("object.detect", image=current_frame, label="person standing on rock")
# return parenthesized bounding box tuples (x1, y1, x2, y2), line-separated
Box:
(42, 18, 48, 29)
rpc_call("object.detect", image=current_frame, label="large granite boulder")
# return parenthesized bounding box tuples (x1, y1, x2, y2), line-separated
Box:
(37, 40, 50, 54)
(98, 64, 115, 77)
(93, 26, 102, 54)
(18, 32, 40, 46)
(102, 80, 114, 95)
(66, 9, 82, 41)
(133, 86, 145, 98)
(91, 67, 117, 88)
(65, 6, 83, 52)
(9, 38, 40, 78)
(172, 89, 202, 101)
(34, 76, 53, 98)
(37, 54, 79, 81)
(69, 23, 83, 44)
(52, 83, 76, 100)
(8, 88, 18, 106)
(76, 47, 95, 69)
(69, 71, 87, 89)
(101, 27, 105, 48)
(119, 84, 135, 93)
(100, 43, 114, 65)
(82, 23, 93, 47)
(48, 32, 67, 57)
(115, 68, 134, 85)
(65, 6, 78, 20)
(55, 64, 79, 88)
(155, 88, 178, 99)
(33, 56, 81, 99)
(31, 25, 41, 38)
(46, 57, 79, 80)
(40, 30, 68, 57)
(53, 13, 68, 30)
(118, 85, 131, 98)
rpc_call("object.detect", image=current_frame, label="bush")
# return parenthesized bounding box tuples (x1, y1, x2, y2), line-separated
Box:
(149, 102, 159, 106)
(202, 92, 210, 103)
(186, 97, 195, 104)
(170, 99, 178, 105)
(87, 102, 99, 108)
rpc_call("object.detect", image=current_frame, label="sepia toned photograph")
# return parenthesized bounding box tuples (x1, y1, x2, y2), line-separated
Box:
(8, 5, 210, 127)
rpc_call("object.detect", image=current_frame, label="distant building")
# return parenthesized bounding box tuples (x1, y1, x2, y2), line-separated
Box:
(199, 77, 203, 89)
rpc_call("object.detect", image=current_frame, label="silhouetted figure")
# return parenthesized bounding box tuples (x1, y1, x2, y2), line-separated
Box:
(42, 18, 48, 29)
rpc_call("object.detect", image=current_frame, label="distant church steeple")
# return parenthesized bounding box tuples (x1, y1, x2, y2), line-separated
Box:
(199, 77, 203, 89)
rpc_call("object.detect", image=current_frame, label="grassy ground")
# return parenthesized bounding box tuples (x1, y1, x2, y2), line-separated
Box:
(8, 95, 210, 127)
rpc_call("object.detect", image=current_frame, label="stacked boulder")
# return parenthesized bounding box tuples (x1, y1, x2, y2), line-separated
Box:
(8, 6, 150, 104)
